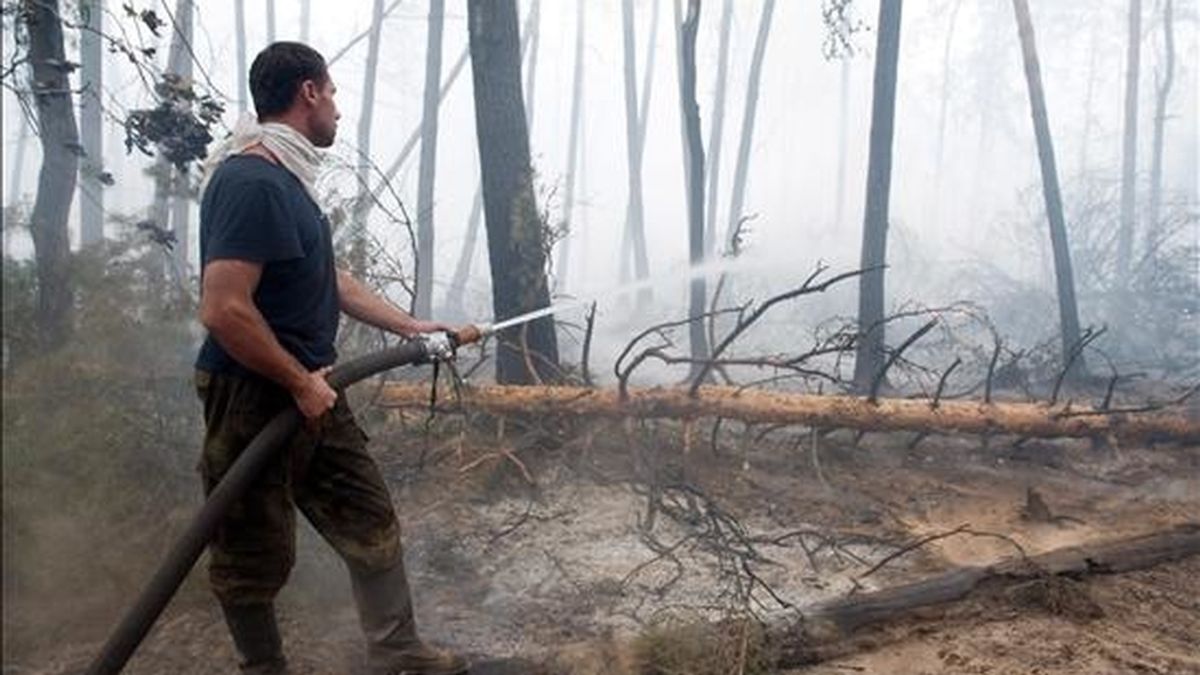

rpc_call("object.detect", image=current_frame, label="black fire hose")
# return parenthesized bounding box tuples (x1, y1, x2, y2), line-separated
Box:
(85, 338, 449, 675)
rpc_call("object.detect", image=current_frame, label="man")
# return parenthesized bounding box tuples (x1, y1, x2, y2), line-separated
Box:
(196, 42, 468, 675)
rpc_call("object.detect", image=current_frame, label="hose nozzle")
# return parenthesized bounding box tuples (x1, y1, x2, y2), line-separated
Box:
(451, 323, 492, 347)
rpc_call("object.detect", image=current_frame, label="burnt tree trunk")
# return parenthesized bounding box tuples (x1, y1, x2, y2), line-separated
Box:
(703, 0, 733, 254)
(1116, 0, 1142, 282)
(414, 0, 445, 319)
(170, 0, 194, 274)
(1146, 0, 1174, 252)
(467, 0, 561, 384)
(25, 0, 80, 349)
(300, 0, 311, 43)
(852, 0, 903, 392)
(779, 524, 1200, 667)
(351, 0, 385, 276)
(444, 5, 538, 317)
(725, 0, 776, 252)
(1011, 0, 1086, 378)
(523, 0, 541, 131)
(833, 57, 850, 230)
(930, 0, 962, 230)
(678, 0, 710, 377)
(555, 0, 587, 293)
(234, 0, 247, 114)
(618, 0, 652, 302)
(79, 0, 104, 247)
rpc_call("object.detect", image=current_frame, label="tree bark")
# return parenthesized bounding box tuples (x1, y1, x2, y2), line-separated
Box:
(555, 0, 587, 293)
(414, 0, 445, 319)
(467, 0, 561, 384)
(1146, 0, 1174, 252)
(351, 0, 386, 276)
(852, 0, 903, 392)
(379, 383, 1200, 444)
(703, 0, 733, 254)
(1011, 0, 1086, 378)
(170, 0, 193, 274)
(5, 108, 32, 257)
(930, 0, 963, 231)
(1078, 12, 1101, 177)
(149, 0, 193, 278)
(523, 0, 541, 131)
(234, 0, 247, 115)
(725, 0, 777, 252)
(833, 57, 850, 230)
(780, 524, 1200, 667)
(300, 0, 311, 44)
(444, 5, 538, 316)
(25, 0, 80, 349)
(678, 0, 710, 377)
(79, 0, 105, 247)
(618, 0, 652, 299)
(1116, 0, 1142, 282)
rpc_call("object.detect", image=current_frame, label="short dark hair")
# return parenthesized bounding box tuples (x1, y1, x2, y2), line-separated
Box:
(249, 42, 329, 118)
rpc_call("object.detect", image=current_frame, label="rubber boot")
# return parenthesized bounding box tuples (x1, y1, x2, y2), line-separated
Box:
(220, 602, 289, 675)
(348, 559, 468, 675)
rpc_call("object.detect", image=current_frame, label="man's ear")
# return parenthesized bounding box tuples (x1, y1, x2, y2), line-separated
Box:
(299, 80, 319, 106)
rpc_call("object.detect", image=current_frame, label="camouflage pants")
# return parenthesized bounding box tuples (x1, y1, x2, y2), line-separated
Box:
(195, 370, 403, 606)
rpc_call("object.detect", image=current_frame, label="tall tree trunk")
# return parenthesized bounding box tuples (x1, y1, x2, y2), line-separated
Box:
(300, 0, 311, 44)
(618, 0, 659, 291)
(352, 0, 385, 276)
(374, 46, 469, 192)
(930, 0, 962, 230)
(414, 0, 444, 319)
(79, 0, 104, 247)
(149, 0, 192, 282)
(678, 0, 710, 375)
(1011, 0, 1086, 377)
(467, 0, 561, 384)
(523, 0, 540, 131)
(443, 5, 538, 315)
(555, 0, 587, 293)
(851, 0, 903, 392)
(725, 0, 776, 251)
(703, 0, 733, 254)
(1116, 0, 1142, 282)
(234, 0, 247, 115)
(267, 0, 276, 43)
(1146, 0, 1174, 253)
(170, 0, 194, 274)
(5, 109, 32, 257)
(834, 57, 850, 229)
(25, 0, 80, 349)
(618, 0, 652, 300)
(1078, 11, 1101, 177)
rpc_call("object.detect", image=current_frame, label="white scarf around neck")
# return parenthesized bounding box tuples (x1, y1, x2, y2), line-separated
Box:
(201, 113, 324, 205)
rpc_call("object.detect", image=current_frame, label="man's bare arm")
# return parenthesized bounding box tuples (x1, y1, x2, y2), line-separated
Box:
(200, 259, 337, 419)
(336, 269, 452, 337)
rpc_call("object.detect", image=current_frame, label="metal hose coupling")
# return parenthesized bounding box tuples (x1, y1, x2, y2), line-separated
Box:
(416, 324, 492, 364)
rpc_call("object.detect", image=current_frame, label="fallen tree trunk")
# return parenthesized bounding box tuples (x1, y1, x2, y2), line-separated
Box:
(782, 523, 1200, 666)
(379, 384, 1200, 444)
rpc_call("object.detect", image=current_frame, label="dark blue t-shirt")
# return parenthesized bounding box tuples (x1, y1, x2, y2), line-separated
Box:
(195, 154, 339, 377)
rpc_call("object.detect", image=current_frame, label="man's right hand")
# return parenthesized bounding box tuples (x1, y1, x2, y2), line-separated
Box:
(291, 367, 337, 419)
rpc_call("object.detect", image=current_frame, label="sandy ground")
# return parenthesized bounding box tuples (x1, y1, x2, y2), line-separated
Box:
(5, 409, 1198, 674)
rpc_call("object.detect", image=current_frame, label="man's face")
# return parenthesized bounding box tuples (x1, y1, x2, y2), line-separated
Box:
(304, 76, 340, 148)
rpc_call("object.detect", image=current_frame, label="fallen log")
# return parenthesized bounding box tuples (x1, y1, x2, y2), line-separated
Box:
(378, 383, 1200, 444)
(781, 522, 1200, 667)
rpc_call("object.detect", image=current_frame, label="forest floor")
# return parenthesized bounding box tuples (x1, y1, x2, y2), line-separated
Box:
(6, 396, 1199, 675)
